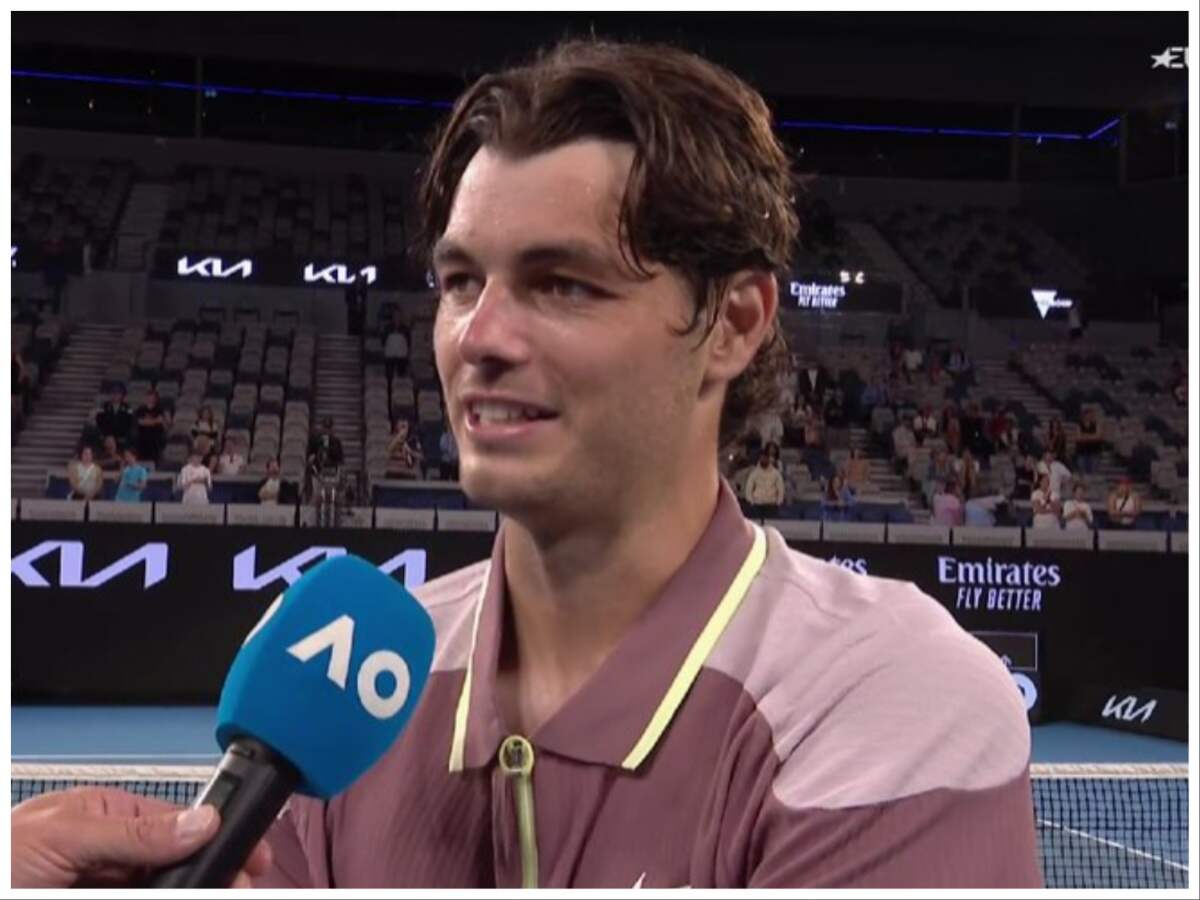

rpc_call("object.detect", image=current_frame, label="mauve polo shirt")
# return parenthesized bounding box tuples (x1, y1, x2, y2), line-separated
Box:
(256, 481, 1042, 889)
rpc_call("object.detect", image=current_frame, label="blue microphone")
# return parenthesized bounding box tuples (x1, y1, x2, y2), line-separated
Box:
(148, 555, 435, 888)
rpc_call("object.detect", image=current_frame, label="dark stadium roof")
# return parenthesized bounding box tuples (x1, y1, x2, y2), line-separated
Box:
(13, 11, 1189, 110)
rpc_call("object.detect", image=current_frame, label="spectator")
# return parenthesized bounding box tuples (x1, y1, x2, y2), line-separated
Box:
(988, 406, 1011, 450)
(1067, 303, 1084, 341)
(307, 417, 344, 472)
(1171, 378, 1186, 408)
(1030, 473, 1061, 529)
(96, 389, 134, 447)
(964, 494, 1001, 528)
(961, 402, 991, 457)
(823, 389, 846, 429)
(743, 448, 786, 518)
(67, 446, 103, 502)
(912, 404, 938, 446)
(216, 438, 246, 476)
(439, 426, 460, 481)
(931, 479, 964, 527)
(796, 359, 831, 406)
(386, 420, 424, 479)
(891, 415, 916, 463)
(1046, 417, 1068, 463)
(1062, 482, 1094, 531)
(1011, 452, 1037, 501)
(842, 447, 872, 493)
(97, 435, 123, 472)
(943, 406, 963, 455)
(819, 472, 855, 522)
(381, 310, 410, 385)
(177, 450, 213, 505)
(344, 280, 367, 338)
(1106, 476, 1142, 528)
(926, 352, 944, 386)
(859, 371, 890, 414)
(134, 389, 168, 463)
(955, 448, 981, 499)
(784, 396, 814, 447)
(901, 344, 924, 380)
(114, 448, 148, 503)
(1073, 407, 1103, 475)
(945, 344, 972, 376)
(752, 405, 785, 448)
(923, 446, 953, 508)
(190, 406, 220, 457)
(202, 448, 220, 475)
(12, 349, 33, 420)
(257, 458, 284, 504)
(1037, 450, 1072, 500)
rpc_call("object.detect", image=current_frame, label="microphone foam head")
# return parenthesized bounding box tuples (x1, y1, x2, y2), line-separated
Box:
(216, 555, 435, 798)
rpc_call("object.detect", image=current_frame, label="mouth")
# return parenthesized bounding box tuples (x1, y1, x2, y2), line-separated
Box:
(463, 398, 558, 443)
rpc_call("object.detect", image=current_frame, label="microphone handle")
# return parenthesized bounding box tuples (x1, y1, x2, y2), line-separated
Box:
(145, 737, 299, 889)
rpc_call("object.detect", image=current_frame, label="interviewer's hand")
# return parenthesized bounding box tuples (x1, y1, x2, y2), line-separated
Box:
(10, 787, 273, 889)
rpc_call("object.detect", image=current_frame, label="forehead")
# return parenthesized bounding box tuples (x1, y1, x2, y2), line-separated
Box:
(444, 140, 634, 259)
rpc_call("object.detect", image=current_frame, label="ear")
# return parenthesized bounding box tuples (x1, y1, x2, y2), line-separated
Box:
(703, 270, 779, 386)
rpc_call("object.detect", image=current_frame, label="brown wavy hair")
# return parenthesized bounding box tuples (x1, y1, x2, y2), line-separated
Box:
(418, 39, 799, 447)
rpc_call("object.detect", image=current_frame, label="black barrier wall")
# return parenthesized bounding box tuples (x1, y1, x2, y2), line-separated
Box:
(10, 522, 1188, 718)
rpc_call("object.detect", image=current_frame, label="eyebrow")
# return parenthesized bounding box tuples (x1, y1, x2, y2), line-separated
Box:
(431, 238, 621, 277)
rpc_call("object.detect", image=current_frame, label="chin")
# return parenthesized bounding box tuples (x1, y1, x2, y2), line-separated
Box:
(459, 459, 559, 519)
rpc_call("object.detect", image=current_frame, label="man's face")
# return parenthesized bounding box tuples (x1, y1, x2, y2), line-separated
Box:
(433, 141, 708, 523)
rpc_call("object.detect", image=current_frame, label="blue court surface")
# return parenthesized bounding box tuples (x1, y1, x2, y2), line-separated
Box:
(10, 706, 1190, 765)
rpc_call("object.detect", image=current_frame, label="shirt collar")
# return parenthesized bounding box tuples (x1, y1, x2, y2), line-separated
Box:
(448, 480, 764, 773)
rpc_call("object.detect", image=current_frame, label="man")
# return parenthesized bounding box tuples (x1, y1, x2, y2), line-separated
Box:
(250, 40, 1038, 888)
(382, 309, 411, 385)
(1036, 450, 1072, 501)
(306, 417, 344, 473)
(133, 389, 168, 464)
(743, 447, 785, 518)
(114, 447, 148, 503)
(96, 388, 134, 447)
(796, 358, 830, 407)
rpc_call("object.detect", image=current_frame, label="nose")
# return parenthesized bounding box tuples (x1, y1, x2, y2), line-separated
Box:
(456, 279, 532, 374)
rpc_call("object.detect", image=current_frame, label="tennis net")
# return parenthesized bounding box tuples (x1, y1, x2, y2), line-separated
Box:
(10, 761, 1190, 888)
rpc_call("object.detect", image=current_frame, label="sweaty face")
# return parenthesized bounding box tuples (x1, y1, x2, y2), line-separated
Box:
(433, 141, 706, 526)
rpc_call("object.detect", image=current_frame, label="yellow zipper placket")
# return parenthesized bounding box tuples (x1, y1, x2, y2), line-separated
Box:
(498, 734, 539, 889)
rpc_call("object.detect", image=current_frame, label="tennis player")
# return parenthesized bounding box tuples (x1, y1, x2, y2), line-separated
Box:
(253, 39, 1042, 889)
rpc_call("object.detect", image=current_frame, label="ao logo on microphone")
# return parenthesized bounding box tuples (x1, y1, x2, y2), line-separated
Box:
(246, 600, 410, 720)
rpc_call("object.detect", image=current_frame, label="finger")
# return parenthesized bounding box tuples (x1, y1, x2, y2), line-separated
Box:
(74, 805, 218, 869)
(231, 872, 252, 889)
(242, 839, 274, 877)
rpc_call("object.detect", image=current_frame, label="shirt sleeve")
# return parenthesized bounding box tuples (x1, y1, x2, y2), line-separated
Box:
(746, 612, 1043, 888)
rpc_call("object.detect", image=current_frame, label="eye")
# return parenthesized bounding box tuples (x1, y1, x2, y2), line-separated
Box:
(536, 276, 603, 302)
(438, 272, 482, 301)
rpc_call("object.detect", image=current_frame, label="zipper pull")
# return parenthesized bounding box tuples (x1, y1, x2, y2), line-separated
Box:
(498, 735, 538, 889)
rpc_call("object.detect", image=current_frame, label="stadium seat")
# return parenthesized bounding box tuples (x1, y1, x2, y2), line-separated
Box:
(1169, 531, 1188, 553)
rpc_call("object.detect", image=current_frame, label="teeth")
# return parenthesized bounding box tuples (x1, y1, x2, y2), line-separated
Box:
(471, 402, 542, 424)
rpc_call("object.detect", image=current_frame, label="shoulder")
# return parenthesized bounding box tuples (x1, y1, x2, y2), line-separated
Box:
(710, 528, 1029, 810)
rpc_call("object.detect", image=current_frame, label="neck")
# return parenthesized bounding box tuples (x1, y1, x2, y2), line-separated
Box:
(496, 461, 721, 733)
